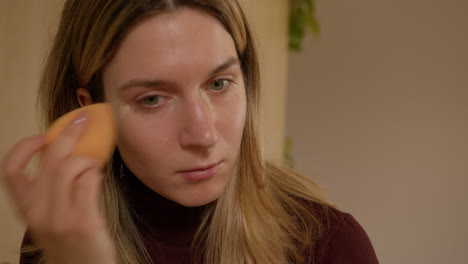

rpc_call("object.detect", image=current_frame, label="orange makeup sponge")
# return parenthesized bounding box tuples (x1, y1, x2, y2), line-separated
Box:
(45, 103, 117, 165)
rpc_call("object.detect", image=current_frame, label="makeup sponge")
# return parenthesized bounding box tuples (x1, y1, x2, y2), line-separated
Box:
(45, 103, 117, 165)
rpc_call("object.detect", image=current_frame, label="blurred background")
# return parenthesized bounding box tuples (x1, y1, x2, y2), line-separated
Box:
(286, 1, 468, 263)
(1, 0, 467, 263)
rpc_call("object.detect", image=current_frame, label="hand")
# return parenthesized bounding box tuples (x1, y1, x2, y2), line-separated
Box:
(1, 113, 116, 264)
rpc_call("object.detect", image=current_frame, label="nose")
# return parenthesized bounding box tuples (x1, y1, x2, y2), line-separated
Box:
(179, 93, 218, 151)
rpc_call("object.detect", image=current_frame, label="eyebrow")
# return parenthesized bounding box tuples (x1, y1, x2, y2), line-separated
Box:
(118, 57, 240, 92)
(209, 57, 240, 76)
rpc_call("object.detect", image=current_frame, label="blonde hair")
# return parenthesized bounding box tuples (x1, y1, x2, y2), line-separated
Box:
(24, 0, 333, 263)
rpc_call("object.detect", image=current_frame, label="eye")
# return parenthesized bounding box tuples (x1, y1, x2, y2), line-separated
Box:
(209, 79, 230, 91)
(141, 95, 162, 106)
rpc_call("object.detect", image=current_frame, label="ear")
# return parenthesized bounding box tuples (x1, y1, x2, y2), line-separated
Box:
(76, 88, 94, 107)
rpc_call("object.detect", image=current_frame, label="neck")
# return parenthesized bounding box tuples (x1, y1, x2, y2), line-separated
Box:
(124, 170, 206, 245)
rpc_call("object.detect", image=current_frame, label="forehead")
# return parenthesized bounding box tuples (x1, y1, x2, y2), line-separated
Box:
(103, 7, 238, 88)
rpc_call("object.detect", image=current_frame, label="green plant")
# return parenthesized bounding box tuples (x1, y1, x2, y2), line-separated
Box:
(289, 0, 320, 52)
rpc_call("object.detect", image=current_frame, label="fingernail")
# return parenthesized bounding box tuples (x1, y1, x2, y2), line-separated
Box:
(73, 112, 88, 125)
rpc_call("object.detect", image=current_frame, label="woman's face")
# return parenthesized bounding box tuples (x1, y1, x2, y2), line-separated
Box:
(102, 7, 246, 207)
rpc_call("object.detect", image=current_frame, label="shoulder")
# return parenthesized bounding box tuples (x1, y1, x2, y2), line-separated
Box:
(304, 202, 379, 264)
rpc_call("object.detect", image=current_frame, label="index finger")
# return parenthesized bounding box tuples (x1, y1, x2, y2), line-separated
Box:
(1, 135, 47, 182)
(40, 112, 89, 170)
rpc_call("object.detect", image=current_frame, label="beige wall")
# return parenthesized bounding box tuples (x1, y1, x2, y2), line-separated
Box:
(286, 0, 468, 263)
(239, 0, 290, 163)
(1, 1, 64, 263)
(0, 1, 289, 263)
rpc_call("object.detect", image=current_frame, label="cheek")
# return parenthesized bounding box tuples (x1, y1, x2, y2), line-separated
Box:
(116, 113, 174, 166)
(116, 99, 180, 152)
(217, 89, 247, 143)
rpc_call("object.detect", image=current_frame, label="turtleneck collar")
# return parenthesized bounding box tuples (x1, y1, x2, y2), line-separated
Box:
(124, 169, 207, 246)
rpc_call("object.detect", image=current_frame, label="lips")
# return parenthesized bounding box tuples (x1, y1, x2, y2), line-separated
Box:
(178, 162, 221, 181)
(179, 162, 217, 173)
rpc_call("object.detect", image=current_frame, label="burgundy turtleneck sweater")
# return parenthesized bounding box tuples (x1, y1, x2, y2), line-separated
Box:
(124, 170, 206, 264)
(20, 173, 379, 263)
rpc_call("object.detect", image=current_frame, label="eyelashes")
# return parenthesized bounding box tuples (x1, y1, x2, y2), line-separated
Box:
(209, 79, 231, 92)
(136, 78, 234, 109)
(141, 95, 163, 106)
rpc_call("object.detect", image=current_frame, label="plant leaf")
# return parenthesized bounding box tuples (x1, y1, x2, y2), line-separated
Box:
(288, 0, 320, 52)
